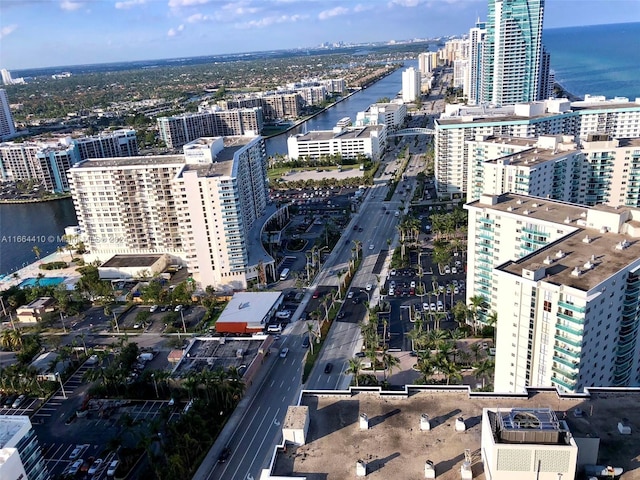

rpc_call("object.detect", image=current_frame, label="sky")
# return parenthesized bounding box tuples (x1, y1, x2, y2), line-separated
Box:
(1, 0, 640, 71)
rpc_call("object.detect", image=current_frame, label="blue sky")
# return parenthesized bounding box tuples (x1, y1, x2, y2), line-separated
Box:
(1, 0, 639, 70)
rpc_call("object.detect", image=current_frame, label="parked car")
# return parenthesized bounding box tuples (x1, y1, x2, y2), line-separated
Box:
(68, 459, 84, 476)
(69, 444, 87, 460)
(312, 290, 320, 299)
(88, 458, 103, 475)
(365, 283, 373, 291)
(355, 352, 366, 358)
(302, 337, 310, 348)
(11, 394, 25, 408)
(149, 305, 159, 313)
(279, 348, 289, 358)
(218, 446, 231, 463)
(106, 460, 120, 477)
(324, 363, 333, 374)
(347, 290, 354, 299)
(174, 305, 183, 312)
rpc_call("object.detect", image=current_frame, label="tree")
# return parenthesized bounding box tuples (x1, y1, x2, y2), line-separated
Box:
(346, 358, 362, 387)
(474, 359, 495, 389)
(306, 322, 316, 355)
(486, 310, 498, 343)
(469, 295, 486, 334)
(382, 351, 401, 382)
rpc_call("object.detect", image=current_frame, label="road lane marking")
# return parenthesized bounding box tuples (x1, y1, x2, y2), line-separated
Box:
(227, 409, 272, 480)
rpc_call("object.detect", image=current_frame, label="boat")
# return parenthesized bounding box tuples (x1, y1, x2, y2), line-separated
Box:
(336, 117, 352, 128)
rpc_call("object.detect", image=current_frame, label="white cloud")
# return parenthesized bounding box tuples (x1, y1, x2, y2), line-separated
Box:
(167, 24, 185, 37)
(238, 14, 307, 29)
(115, 0, 146, 9)
(389, 0, 422, 6)
(60, 0, 83, 11)
(0, 24, 17, 39)
(168, 0, 211, 8)
(186, 12, 213, 22)
(318, 6, 349, 20)
(353, 4, 373, 13)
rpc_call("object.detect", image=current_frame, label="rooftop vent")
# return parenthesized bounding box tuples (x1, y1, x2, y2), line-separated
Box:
(616, 240, 630, 250)
(618, 419, 632, 435)
(591, 254, 596, 262)
(583, 235, 591, 244)
(455, 417, 466, 432)
(356, 460, 367, 477)
(543, 256, 553, 265)
(571, 267, 582, 277)
(359, 413, 369, 430)
(556, 250, 565, 259)
(532, 203, 539, 207)
(420, 414, 431, 431)
(564, 216, 571, 224)
(507, 206, 513, 212)
(425, 460, 436, 479)
(581, 211, 588, 218)
(523, 210, 530, 215)
(517, 199, 523, 205)
(600, 226, 609, 234)
(584, 260, 594, 270)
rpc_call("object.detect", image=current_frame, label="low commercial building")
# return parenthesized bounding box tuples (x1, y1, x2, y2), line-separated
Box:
(98, 254, 171, 280)
(287, 125, 387, 162)
(214, 291, 283, 334)
(259, 387, 640, 480)
(16, 296, 56, 323)
(0, 415, 49, 480)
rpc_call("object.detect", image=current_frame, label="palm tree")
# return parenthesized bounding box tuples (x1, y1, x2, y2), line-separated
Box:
(33, 245, 41, 263)
(346, 358, 363, 387)
(474, 359, 495, 389)
(382, 352, 401, 382)
(470, 342, 483, 363)
(381, 316, 389, 349)
(469, 295, 486, 335)
(486, 311, 498, 343)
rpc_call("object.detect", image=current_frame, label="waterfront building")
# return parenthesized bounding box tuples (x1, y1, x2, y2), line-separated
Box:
(401, 67, 421, 103)
(435, 98, 640, 198)
(297, 86, 327, 107)
(0, 129, 139, 192)
(354, 101, 407, 132)
(258, 387, 639, 480)
(0, 415, 49, 480)
(157, 107, 264, 149)
(0, 89, 16, 140)
(466, 193, 640, 393)
(287, 125, 387, 162)
(482, 0, 546, 105)
(464, 20, 487, 105)
(320, 78, 347, 95)
(222, 93, 303, 122)
(68, 136, 272, 290)
(417, 52, 439, 75)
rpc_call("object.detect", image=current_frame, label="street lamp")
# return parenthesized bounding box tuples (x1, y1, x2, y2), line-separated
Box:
(151, 373, 159, 398)
(59, 312, 67, 334)
(56, 372, 67, 399)
(360, 289, 371, 305)
(180, 310, 187, 334)
(112, 312, 120, 334)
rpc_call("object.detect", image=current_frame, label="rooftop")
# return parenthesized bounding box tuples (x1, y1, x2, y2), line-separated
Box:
(270, 387, 640, 480)
(101, 254, 165, 268)
(73, 154, 185, 169)
(0, 416, 30, 449)
(294, 125, 384, 142)
(217, 291, 282, 327)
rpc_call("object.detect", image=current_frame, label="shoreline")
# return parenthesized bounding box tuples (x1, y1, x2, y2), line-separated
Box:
(553, 80, 583, 102)
(0, 193, 72, 205)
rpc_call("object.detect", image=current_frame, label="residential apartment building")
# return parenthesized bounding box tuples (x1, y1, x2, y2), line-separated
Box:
(157, 107, 264, 149)
(418, 51, 439, 76)
(320, 78, 347, 95)
(467, 193, 640, 393)
(297, 86, 327, 107)
(0, 129, 138, 192)
(0, 415, 49, 480)
(68, 136, 270, 290)
(440, 38, 467, 66)
(287, 125, 387, 162)
(435, 98, 640, 198)
(354, 101, 407, 132)
(482, 0, 546, 105)
(401, 67, 421, 103)
(0, 89, 16, 140)
(464, 20, 486, 105)
(222, 93, 303, 121)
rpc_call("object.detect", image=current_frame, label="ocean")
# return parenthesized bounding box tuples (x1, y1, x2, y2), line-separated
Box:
(544, 22, 640, 100)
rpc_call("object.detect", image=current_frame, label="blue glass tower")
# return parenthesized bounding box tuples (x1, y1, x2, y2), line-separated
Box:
(481, 0, 545, 105)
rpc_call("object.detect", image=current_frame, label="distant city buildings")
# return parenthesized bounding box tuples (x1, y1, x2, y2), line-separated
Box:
(0, 415, 49, 480)
(0, 128, 138, 192)
(0, 89, 17, 140)
(401, 67, 421, 103)
(68, 136, 272, 290)
(1, 69, 13, 86)
(221, 93, 303, 122)
(417, 51, 439, 76)
(287, 125, 387, 162)
(466, 193, 640, 393)
(157, 107, 264, 149)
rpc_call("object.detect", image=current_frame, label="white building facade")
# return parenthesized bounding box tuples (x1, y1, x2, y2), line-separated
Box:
(0, 89, 16, 140)
(287, 125, 387, 162)
(354, 102, 406, 132)
(0, 415, 49, 480)
(401, 67, 421, 103)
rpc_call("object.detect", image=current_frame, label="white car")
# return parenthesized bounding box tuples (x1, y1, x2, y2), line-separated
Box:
(68, 459, 84, 476)
(437, 301, 444, 311)
(430, 303, 436, 312)
(107, 460, 120, 477)
(174, 305, 183, 312)
(275, 310, 291, 319)
(69, 445, 86, 460)
(454, 287, 460, 295)
(444, 266, 451, 274)
(390, 269, 397, 276)
(347, 291, 354, 299)
(149, 305, 159, 313)
(88, 458, 103, 475)
(369, 244, 374, 250)
(394, 211, 400, 217)
(388, 288, 395, 296)
(410, 281, 416, 288)
(452, 266, 458, 274)
(423, 303, 429, 311)
(365, 283, 373, 291)
(279, 348, 289, 358)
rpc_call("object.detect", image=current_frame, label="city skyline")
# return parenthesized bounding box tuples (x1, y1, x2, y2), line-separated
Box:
(1, 0, 639, 71)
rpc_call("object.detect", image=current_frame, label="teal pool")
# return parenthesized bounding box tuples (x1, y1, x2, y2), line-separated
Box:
(19, 277, 66, 288)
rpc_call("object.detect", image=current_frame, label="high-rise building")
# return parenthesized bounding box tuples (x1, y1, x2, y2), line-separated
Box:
(0, 129, 138, 192)
(68, 136, 271, 290)
(434, 98, 640, 198)
(401, 67, 421, 103)
(0, 415, 49, 480)
(354, 101, 407, 132)
(158, 107, 264, 149)
(287, 125, 387, 162)
(482, 0, 545, 105)
(1, 69, 13, 86)
(464, 20, 487, 105)
(0, 89, 16, 140)
(466, 193, 640, 393)
(418, 52, 439, 76)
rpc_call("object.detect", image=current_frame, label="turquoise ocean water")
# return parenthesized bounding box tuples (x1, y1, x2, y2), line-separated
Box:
(544, 22, 640, 99)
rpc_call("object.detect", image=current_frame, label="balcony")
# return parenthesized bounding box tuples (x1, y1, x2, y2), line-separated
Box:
(552, 365, 577, 381)
(556, 323, 583, 337)
(557, 311, 584, 325)
(558, 301, 585, 313)
(521, 226, 546, 236)
(553, 355, 579, 369)
(554, 333, 582, 348)
(551, 375, 577, 391)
